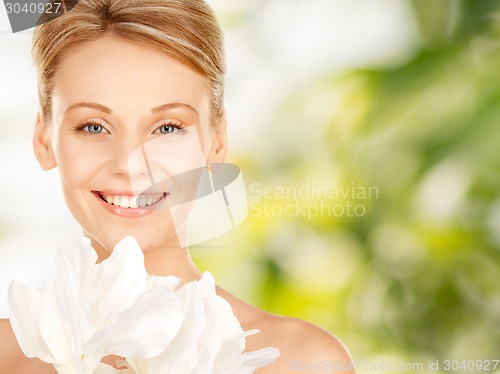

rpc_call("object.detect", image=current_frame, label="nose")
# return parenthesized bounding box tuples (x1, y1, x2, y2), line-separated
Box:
(108, 136, 152, 189)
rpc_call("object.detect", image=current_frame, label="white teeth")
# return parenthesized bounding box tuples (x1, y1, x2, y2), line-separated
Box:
(120, 196, 129, 208)
(100, 193, 163, 208)
(129, 196, 138, 208)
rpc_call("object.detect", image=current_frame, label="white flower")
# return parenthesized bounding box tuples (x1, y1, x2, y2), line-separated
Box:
(8, 237, 183, 373)
(8, 236, 280, 374)
(123, 272, 280, 374)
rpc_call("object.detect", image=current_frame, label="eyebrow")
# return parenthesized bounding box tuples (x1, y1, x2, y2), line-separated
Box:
(65, 102, 112, 114)
(64, 102, 200, 117)
(151, 102, 199, 117)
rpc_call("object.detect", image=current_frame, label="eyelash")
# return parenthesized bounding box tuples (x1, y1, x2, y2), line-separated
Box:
(73, 120, 187, 135)
(156, 120, 187, 135)
(74, 121, 106, 134)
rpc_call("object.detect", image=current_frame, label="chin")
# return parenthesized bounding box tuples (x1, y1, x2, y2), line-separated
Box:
(87, 225, 183, 254)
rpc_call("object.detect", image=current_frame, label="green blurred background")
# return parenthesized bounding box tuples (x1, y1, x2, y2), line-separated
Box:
(193, 0, 500, 372)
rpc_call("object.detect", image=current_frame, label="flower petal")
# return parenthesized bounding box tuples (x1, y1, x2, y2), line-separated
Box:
(52, 244, 94, 345)
(126, 279, 207, 374)
(38, 281, 76, 369)
(9, 239, 280, 374)
(89, 236, 149, 328)
(7, 281, 53, 362)
(85, 286, 183, 359)
(227, 347, 280, 374)
(126, 271, 281, 374)
(197, 272, 245, 373)
(74, 237, 99, 303)
(146, 274, 180, 291)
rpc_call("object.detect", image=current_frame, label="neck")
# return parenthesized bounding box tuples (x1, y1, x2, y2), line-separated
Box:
(143, 245, 202, 283)
(87, 235, 202, 285)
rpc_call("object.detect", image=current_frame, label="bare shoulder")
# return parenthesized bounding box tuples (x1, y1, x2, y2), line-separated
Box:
(283, 316, 353, 360)
(253, 314, 355, 373)
(217, 287, 355, 373)
(0, 319, 18, 366)
(0, 319, 56, 373)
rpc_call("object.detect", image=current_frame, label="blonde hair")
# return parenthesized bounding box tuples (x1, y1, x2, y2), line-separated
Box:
(32, 0, 226, 132)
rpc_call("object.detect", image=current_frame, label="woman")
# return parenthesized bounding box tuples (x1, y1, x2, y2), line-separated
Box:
(0, 0, 354, 372)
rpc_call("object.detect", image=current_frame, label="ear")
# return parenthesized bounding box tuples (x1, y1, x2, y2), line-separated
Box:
(33, 112, 57, 170)
(206, 123, 227, 166)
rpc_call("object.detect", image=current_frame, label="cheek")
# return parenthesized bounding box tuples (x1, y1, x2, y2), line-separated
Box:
(53, 135, 104, 187)
(133, 129, 207, 182)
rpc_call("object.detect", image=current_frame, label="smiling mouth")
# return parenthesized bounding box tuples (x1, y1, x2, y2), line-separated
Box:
(95, 192, 166, 208)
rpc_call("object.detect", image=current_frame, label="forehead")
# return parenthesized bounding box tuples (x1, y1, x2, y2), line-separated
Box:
(52, 36, 210, 117)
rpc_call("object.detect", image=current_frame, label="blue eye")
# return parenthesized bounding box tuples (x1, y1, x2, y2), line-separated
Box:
(159, 124, 177, 134)
(78, 122, 105, 134)
(86, 124, 104, 133)
(157, 122, 186, 135)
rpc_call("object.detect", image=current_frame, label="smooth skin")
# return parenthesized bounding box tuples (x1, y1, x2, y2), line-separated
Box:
(0, 36, 355, 373)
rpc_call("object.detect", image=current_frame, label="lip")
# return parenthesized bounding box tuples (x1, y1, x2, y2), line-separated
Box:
(92, 191, 167, 218)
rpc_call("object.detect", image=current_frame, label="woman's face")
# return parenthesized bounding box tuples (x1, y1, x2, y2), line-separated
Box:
(34, 36, 225, 253)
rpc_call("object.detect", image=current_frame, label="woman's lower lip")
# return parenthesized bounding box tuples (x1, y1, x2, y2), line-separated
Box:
(93, 192, 165, 218)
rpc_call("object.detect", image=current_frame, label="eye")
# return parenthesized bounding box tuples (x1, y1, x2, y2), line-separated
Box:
(155, 121, 187, 135)
(74, 121, 109, 135)
(159, 124, 176, 134)
(85, 123, 105, 133)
